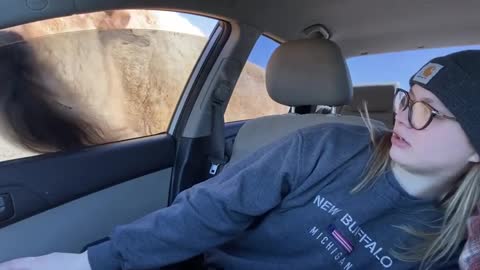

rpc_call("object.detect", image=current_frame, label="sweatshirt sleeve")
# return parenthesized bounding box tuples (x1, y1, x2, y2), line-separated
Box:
(87, 130, 305, 270)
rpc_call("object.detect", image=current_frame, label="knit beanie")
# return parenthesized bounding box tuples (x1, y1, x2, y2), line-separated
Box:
(409, 50, 480, 153)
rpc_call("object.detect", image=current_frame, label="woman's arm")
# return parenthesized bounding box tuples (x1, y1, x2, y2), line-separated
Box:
(87, 131, 304, 270)
(1, 130, 305, 270)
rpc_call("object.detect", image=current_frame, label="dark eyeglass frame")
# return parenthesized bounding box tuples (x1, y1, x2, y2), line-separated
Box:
(394, 88, 456, 130)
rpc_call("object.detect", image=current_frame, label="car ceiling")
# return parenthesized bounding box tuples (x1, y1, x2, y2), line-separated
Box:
(1, 0, 479, 57)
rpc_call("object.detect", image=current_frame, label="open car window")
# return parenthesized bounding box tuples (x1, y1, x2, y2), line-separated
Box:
(0, 10, 218, 162)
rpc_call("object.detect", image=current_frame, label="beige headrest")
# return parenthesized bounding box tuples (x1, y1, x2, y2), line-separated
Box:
(344, 84, 396, 112)
(265, 38, 352, 106)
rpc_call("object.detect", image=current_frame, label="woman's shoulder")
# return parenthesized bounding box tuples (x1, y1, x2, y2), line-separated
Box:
(292, 122, 385, 169)
(297, 122, 387, 147)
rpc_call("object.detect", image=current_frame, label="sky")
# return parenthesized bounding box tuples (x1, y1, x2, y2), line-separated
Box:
(180, 13, 218, 37)
(180, 13, 480, 89)
(347, 44, 480, 89)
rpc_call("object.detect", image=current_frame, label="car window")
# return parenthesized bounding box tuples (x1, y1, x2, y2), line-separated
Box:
(0, 10, 218, 162)
(224, 35, 289, 122)
(347, 44, 480, 89)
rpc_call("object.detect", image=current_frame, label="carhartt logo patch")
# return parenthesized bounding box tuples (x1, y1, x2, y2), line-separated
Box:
(413, 63, 444, 84)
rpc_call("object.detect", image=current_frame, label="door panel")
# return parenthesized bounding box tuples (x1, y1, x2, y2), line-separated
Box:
(0, 168, 171, 261)
(0, 133, 176, 262)
(0, 134, 175, 228)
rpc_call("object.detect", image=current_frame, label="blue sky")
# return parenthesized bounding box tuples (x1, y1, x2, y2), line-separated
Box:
(181, 13, 217, 37)
(347, 45, 480, 88)
(182, 13, 480, 89)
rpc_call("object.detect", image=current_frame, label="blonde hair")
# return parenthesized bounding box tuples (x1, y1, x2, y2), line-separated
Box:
(353, 103, 480, 269)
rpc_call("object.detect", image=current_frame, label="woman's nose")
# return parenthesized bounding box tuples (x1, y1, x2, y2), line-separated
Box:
(394, 106, 411, 128)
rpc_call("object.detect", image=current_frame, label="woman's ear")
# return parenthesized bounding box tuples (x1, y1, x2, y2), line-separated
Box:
(469, 152, 480, 163)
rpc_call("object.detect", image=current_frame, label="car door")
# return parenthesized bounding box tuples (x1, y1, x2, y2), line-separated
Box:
(0, 8, 226, 262)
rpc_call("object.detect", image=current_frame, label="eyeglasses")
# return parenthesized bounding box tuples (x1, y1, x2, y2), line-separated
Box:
(393, 88, 456, 130)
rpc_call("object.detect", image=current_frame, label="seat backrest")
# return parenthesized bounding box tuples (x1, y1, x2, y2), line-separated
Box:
(341, 84, 396, 129)
(227, 38, 385, 164)
(230, 114, 382, 163)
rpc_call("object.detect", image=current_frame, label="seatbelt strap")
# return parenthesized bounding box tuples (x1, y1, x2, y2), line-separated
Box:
(208, 81, 230, 176)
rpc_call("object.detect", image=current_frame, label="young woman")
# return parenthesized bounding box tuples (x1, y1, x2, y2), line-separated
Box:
(2, 50, 479, 270)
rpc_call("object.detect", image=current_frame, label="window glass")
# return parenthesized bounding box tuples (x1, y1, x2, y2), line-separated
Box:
(347, 44, 480, 88)
(224, 35, 289, 122)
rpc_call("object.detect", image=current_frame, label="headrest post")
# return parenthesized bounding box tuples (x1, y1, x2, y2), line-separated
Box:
(331, 106, 340, 115)
(303, 24, 331, 40)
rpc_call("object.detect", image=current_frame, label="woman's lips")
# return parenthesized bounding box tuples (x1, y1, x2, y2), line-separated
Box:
(391, 132, 411, 148)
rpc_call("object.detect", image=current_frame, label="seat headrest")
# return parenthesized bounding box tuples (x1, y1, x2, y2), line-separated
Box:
(266, 38, 352, 107)
(344, 84, 396, 112)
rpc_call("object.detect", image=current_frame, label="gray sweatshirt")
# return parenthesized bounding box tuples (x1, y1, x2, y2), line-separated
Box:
(88, 123, 460, 270)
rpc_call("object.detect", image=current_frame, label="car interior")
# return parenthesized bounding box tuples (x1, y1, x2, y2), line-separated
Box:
(0, 0, 479, 269)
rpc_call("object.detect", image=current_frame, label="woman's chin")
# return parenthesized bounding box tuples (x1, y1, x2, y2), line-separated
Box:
(389, 147, 407, 166)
